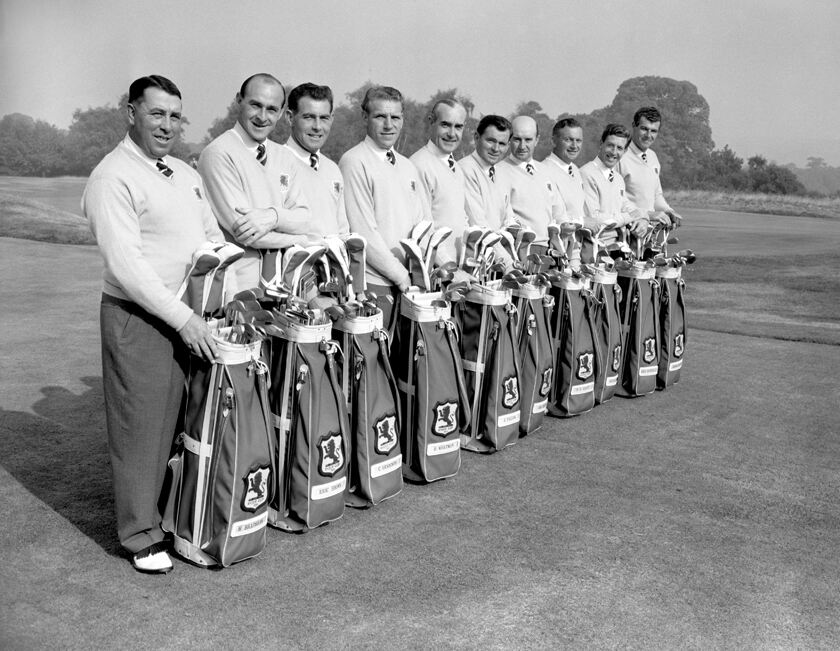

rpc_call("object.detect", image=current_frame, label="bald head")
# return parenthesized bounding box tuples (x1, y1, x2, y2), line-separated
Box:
(510, 115, 539, 163)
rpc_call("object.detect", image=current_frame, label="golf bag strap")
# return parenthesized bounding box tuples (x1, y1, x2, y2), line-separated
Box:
(322, 341, 351, 442)
(444, 321, 472, 430)
(377, 330, 402, 426)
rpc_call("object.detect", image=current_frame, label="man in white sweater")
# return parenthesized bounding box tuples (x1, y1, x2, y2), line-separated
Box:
(542, 117, 586, 225)
(83, 75, 224, 574)
(199, 73, 310, 293)
(339, 86, 426, 330)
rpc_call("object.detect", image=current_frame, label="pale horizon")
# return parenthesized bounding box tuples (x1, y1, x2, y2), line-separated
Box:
(2, 0, 838, 167)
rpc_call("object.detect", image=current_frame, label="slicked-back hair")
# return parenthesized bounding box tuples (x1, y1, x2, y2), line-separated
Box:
(552, 117, 581, 138)
(633, 106, 662, 126)
(476, 114, 512, 136)
(600, 123, 631, 143)
(361, 86, 403, 114)
(128, 75, 181, 103)
(239, 73, 285, 106)
(428, 98, 465, 123)
(288, 83, 334, 113)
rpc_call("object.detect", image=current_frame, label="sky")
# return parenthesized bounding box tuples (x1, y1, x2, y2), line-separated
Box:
(2, 0, 839, 166)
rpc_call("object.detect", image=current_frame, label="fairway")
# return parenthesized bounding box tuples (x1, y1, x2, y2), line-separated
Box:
(1, 204, 839, 648)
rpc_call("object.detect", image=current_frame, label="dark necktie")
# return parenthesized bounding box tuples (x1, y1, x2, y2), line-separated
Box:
(156, 159, 173, 178)
(489, 165, 495, 183)
(567, 164, 574, 176)
(448, 155, 456, 172)
(641, 151, 647, 163)
(256, 143, 267, 166)
(608, 170, 614, 183)
(386, 150, 396, 166)
(309, 153, 319, 171)
(526, 162, 534, 176)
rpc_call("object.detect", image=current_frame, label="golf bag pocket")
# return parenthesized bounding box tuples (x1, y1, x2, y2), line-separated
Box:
(548, 275, 598, 417)
(395, 291, 470, 482)
(590, 268, 623, 404)
(617, 264, 661, 397)
(267, 320, 350, 532)
(334, 312, 403, 506)
(656, 267, 686, 389)
(457, 281, 522, 452)
(512, 282, 554, 436)
(163, 328, 273, 568)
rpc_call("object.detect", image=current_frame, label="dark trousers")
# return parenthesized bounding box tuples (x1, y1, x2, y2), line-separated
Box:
(100, 294, 188, 553)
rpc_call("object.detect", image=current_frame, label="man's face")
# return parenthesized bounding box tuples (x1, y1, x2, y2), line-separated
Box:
(237, 78, 285, 143)
(127, 87, 182, 159)
(288, 97, 333, 154)
(510, 118, 538, 163)
(553, 126, 583, 163)
(598, 134, 628, 169)
(632, 117, 660, 151)
(475, 126, 510, 166)
(364, 99, 403, 150)
(431, 104, 466, 155)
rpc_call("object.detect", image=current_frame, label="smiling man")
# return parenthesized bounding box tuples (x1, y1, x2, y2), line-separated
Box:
(459, 114, 514, 230)
(542, 117, 586, 225)
(409, 98, 469, 265)
(618, 106, 682, 227)
(579, 123, 648, 248)
(503, 115, 566, 247)
(339, 85, 426, 330)
(198, 73, 310, 293)
(83, 75, 225, 574)
(283, 82, 349, 236)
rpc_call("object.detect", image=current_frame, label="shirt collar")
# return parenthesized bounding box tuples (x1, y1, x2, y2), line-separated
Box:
(629, 140, 648, 160)
(593, 156, 615, 180)
(233, 121, 264, 151)
(425, 139, 453, 162)
(285, 136, 318, 164)
(509, 156, 534, 170)
(364, 135, 395, 162)
(123, 134, 161, 168)
(470, 151, 495, 176)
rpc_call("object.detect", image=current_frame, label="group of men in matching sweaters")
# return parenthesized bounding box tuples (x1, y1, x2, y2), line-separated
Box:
(83, 73, 682, 574)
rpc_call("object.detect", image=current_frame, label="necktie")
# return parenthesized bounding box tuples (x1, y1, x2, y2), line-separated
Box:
(525, 162, 534, 176)
(489, 165, 495, 183)
(608, 170, 614, 183)
(309, 153, 319, 171)
(567, 164, 574, 176)
(256, 143, 267, 166)
(386, 150, 396, 166)
(641, 151, 647, 163)
(156, 159, 173, 178)
(448, 155, 456, 172)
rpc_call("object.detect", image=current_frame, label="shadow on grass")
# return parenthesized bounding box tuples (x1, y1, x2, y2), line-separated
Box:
(0, 376, 120, 555)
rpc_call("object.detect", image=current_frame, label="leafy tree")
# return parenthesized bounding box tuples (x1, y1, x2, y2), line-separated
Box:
(0, 113, 68, 176)
(806, 156, 827, 169)
(695, 145, 747, 190)
(745, 155, 806, 194)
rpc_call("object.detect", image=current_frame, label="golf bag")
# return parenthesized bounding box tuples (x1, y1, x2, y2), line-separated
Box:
(656, 266, 686, 389)
(163, 327, 274, 568)
(548, 274, 598, 417)
(589, 268, 623, 405)
(333, 310, 404, 507)
(176, 241, 244, 320)
(266, 319, 350, 532)
(394, 291, 471, 483)
(617, 264, 661, 397)
(455, 281, 522, 453)
(512, 281, 554, 436)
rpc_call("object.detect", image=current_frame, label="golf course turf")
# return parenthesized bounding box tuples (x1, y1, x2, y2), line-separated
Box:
(1, 206, 839, 649)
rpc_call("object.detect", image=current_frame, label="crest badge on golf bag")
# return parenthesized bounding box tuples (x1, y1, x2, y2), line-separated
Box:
(318, 433, 345, 477)
(241, 466, 270, 512)
(374, 415, 398, 455)
(612, 345, 622, 372)
(540, 368, 552, 396)
(502, 376, 520, 408)
(674, 333, 684, 358)
(433, 401, 458, 436)
(643, 337, 657, 363)
(577, 352, 594, 380)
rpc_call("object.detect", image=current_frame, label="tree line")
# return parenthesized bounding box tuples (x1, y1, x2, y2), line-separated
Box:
(0, 76, 807, 195)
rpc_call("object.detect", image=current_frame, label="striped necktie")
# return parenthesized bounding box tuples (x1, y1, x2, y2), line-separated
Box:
(309, 153, 319, 171)
(156, 159, 173, 178)
(386, 150, 396, 166)
(489, 165, 495, 183)
(256, 143, 267, 166)
(608, 170, 614, 182)
(448, 155, 456, 172)
(525, 162, 534, 176)
(567, 164, 574, 176)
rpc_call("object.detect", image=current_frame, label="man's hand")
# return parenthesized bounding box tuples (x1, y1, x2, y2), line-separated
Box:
(232, 207, 278, 246)
(649, 210, 672, 226)
(178, 313, 220, 363)
(629, 217, 651, 237)
(666, 210, 683, 227)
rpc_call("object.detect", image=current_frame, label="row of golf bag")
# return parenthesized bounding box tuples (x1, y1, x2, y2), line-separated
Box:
(161, 235, 686, 568)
